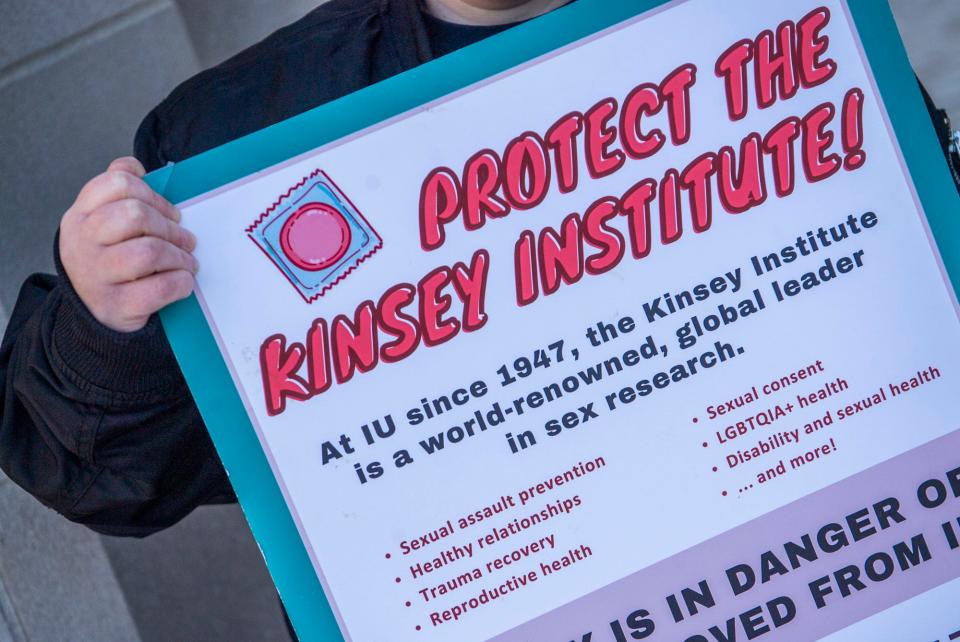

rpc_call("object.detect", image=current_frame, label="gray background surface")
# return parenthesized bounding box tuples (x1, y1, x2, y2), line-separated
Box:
(0, 1, 957, 640)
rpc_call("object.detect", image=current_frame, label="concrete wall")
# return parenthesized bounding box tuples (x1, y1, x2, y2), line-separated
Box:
(892, 0, 960, 122)
(0, 1, 956, 641)
(0, 473, 140, 641)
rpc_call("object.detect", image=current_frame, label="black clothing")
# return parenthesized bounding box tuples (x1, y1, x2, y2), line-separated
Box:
(1, 0, 958, 538)
(422, 11, 517, 57)
(920, 82, 960, 197)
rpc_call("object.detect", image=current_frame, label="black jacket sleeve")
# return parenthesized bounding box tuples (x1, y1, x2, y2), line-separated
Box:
(0, 260, 234, 537)
(0, 109, 234, 537)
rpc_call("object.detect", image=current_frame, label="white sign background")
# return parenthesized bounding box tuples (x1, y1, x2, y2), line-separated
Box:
(179, 0, 960, 639)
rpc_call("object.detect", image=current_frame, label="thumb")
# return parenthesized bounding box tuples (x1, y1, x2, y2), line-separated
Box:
(107, 156, 146, 178)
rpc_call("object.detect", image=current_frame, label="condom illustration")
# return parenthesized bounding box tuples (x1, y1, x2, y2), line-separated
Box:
(248, 170, 382, 303)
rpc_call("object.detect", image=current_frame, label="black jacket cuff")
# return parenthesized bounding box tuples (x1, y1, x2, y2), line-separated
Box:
(51, 230, 183, 395)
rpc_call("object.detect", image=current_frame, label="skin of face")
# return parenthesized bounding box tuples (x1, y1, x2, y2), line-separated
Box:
(424, 0, 570, 25)
(460, 0, 539, 7)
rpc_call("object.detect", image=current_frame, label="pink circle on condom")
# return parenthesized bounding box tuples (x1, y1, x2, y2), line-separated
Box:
(279, 202, 351, 271)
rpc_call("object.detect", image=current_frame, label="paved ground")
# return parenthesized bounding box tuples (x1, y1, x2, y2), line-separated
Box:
(0, 2, 957, 641)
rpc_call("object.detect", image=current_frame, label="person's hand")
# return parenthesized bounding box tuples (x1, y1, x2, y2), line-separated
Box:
(59, 157, 198, 333)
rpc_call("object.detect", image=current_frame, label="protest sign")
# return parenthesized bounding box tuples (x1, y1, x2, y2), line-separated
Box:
(149, 0, 960, 639)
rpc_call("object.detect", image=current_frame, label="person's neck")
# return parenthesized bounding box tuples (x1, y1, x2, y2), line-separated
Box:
(423, 0, 569, 26)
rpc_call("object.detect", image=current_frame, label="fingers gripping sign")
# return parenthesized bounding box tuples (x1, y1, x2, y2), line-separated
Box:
(59, 157, 199, 333)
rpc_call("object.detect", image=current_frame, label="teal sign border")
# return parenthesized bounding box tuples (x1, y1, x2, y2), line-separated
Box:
(149, 1, 959, 640)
